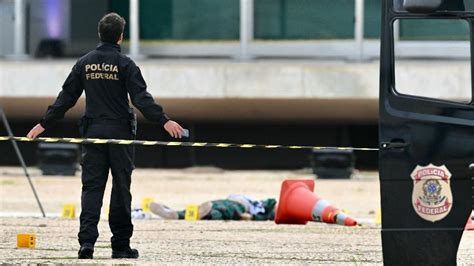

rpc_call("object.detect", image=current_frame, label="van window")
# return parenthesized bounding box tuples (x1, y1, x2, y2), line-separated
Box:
(394, 19, 472, 103)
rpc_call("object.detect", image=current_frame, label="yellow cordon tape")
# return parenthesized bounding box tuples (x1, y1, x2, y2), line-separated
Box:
(0, 136, 379, 151)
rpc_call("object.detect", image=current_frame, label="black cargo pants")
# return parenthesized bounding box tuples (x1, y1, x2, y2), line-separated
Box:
(78, 120, 135, 250)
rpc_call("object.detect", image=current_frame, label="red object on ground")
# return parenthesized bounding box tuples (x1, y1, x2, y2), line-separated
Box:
(466, 215, 474, 230)
(274, 179, 357, 226)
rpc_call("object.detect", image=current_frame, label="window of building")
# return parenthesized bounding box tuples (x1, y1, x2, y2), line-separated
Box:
(111, 0, 240, 40)
(254, 0, 355, 40)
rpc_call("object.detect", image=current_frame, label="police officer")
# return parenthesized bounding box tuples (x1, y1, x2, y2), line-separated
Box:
(27, 13, 185, 259)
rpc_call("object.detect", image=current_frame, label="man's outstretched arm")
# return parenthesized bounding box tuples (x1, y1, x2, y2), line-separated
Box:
(27, 64, 83, 138)
(126, 61, 184, 138)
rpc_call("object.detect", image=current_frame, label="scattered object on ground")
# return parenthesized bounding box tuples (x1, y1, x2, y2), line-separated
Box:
(375, 208, 381, 225)
(466, 215, 474, 231)
(17, 234, 36, 249)
(185, 205, 200, 221)
(131, 208, 151, 220)
(141, 197, 154, 213)
(61, 204, 76, 219)
(103, 207, 109, 220)
(275, 179, 357, 226)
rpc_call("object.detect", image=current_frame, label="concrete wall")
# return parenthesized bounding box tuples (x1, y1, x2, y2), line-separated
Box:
(0, 59, 470, 122)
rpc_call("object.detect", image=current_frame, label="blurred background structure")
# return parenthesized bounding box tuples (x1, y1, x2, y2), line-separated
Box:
(0, 0, 470, 170)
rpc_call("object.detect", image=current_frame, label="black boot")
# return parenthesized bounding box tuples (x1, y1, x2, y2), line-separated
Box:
(112, 247, 139, 259)
(78, 244, 94, 259)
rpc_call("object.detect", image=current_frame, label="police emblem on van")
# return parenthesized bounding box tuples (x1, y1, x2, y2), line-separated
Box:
(411, 164, 453, 222)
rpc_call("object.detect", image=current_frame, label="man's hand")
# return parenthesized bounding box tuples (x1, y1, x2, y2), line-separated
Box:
(164, 120, 185, 139)
(27, 123, 45, 139)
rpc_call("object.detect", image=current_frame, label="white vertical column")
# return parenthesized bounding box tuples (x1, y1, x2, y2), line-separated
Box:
(13, 0, 27, 57)
(129, 0, 141, 58)
(354, 0, 365, 60)
(239, 0, 254, 60)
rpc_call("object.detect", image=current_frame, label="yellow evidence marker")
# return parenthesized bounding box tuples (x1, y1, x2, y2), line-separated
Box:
(375, 208, 382, 225)
(104, 207, 110, 220)
(17, 234, 36, 249)
(141, 197, 154, 213)
(341, 208, 350, 215)
(62, 204, 76, 218)
(185, 204, 200, 221)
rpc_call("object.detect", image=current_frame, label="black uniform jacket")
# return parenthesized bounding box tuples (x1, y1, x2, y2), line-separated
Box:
(40, 42, 169, 129)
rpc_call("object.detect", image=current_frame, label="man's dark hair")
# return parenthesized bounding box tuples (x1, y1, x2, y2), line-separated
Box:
(98, 13, 126, 44)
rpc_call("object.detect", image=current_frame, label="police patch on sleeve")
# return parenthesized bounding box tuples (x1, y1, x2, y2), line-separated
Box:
(411, 164, 453, 222)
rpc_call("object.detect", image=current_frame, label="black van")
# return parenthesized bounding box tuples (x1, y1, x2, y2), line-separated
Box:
(379, 0, 473, 265)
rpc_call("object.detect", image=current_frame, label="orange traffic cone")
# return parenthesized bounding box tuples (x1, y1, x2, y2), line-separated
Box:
(275, 179, 357, 226)
(466, 215, 474, 231)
